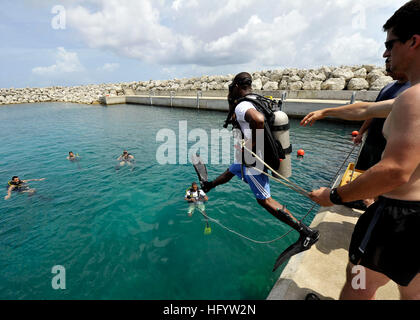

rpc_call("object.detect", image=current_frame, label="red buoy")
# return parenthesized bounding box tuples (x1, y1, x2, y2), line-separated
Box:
(297, 149, 305, 157)
(352, 131, 359, 137)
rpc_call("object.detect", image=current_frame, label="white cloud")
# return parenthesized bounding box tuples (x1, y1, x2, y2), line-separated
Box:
(32, 47, 84, 75)
(98, 62, 120, 72)
(65, 0, 408, 72)
(171, 0, 198, 11)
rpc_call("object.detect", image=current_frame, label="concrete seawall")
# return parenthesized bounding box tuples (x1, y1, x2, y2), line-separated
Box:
(101, 93, 368, 119)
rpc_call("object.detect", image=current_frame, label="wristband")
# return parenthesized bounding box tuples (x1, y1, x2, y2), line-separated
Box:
(330, 188, 344, 205)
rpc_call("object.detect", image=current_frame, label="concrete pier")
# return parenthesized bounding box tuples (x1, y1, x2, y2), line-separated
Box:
(267, 205, 400, 300)
(101, 94, 363, 119)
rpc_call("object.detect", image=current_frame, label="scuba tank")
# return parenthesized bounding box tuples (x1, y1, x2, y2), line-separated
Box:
(272, 104, 292, 178)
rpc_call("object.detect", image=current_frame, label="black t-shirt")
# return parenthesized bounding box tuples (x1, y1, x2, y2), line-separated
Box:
(356, 81, 410, 170)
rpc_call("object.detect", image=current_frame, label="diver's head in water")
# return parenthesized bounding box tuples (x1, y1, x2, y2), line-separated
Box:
(11, 176, 20, 184)
(191, 182, 198, 191)
(69, 151, 75, 158)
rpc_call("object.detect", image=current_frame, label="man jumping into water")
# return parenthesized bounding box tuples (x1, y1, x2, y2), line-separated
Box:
(202, 72, 319, 268)
(310, 0, 420, 300)
(5, 176, 46, 200)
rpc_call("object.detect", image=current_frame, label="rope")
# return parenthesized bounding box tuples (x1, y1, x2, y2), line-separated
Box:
(199, 204, 317, 244)
(240, 141, 310, 196)
(251, 166, 311, 199)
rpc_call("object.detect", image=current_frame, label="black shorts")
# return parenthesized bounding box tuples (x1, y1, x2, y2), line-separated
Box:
(349, 196, 420, 286)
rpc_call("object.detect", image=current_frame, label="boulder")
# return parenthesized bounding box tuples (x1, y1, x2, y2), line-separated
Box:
(370, 76, 394, 90)
(279, 80, 288, 90)
(252, 78, 263, 90)
(347, 78, 369, 90)
(288, 81, 303, 91)
(207, 81, 218, 90)
(192, 81, 202, 90)
(353, 68, 367, 79)
(261, 76, 270, 86)
(252, 72, 262, 80)
(290, 75, 302, 82)
(367, 69, 386, 84)
(302, 80, 323, 90)
(270, 70, 283, 82)
(331, 68, 354, 80)
(319, 66, 332, 78)
(362, 65, 376, 73)
(263, 81, 279, 91)
(321, 78, 346, 90)
(303, 71, 326, 82)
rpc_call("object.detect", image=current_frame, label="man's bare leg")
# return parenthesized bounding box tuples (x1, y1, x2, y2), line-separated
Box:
(211, 170, 235, 188)
(398, 274, 420, 300)
(257, 197, 319, 242)
(257, 197, 300, 227)
(340, 262, 390, 300)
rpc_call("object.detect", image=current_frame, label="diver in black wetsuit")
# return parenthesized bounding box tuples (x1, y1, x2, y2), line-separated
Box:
(5, 176, 46, 200)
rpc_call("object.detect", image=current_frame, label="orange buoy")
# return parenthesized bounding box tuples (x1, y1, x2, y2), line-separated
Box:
(297, 149, 305, 157)
(352, 131, 359, 137)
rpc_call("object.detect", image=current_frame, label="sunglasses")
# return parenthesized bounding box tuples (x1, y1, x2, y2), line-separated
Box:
(385, 39, 401, 51)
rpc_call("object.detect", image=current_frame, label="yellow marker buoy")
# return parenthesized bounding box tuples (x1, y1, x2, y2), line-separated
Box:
(204, 224, 212, 235)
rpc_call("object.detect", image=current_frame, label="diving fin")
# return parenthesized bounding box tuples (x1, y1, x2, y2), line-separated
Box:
(191, 153, 208, 187)
(272, 231, 320, 272)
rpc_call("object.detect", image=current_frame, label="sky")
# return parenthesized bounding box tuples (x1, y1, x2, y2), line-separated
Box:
(0, 0, 408, 88)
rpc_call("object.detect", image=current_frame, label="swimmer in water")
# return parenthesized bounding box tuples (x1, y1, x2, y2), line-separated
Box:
(117, 150, 135, 168)
(185, 182, 208, 217)
(67, 151, 80, 161)
(5, 176, 46, 200)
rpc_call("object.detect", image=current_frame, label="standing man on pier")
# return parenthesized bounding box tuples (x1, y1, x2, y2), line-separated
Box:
(353, 59, 410, 171)
(310, 0, 420, 300)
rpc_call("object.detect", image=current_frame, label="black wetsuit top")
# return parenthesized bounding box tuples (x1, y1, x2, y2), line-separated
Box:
(355, 81, 411, 171)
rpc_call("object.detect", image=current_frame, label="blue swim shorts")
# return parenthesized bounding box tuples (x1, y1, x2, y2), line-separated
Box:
(229, 163, 271, 200)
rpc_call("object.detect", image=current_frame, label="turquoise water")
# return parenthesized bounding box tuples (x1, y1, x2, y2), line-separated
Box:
(0, 103, 358, 300)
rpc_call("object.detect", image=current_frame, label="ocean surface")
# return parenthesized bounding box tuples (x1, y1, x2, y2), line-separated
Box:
(0, 103, 358, 299)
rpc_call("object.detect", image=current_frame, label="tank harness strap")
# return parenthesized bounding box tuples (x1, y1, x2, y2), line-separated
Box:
(283, 145, 293, 155)
(272, 123, 290, 131)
